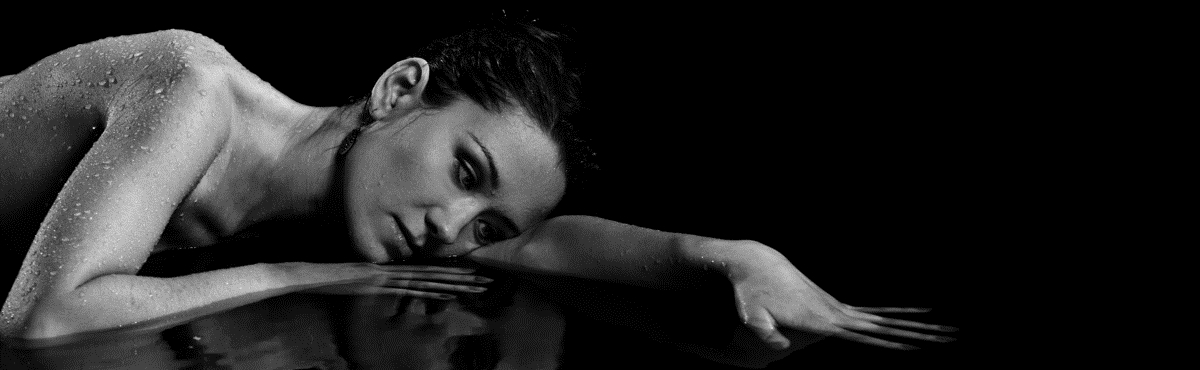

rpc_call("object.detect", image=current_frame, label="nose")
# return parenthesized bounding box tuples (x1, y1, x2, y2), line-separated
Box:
(424, 196, 483, 246)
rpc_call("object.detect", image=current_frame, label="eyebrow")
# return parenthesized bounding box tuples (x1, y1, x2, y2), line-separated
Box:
(468, 132, 501, 192)
(467, 132, 532, 235)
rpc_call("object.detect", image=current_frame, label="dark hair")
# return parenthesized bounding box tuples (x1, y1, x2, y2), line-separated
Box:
(413, 18, 597, 209)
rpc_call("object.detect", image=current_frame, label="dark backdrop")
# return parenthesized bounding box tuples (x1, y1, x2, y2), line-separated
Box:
(1, 5, 1016, 368)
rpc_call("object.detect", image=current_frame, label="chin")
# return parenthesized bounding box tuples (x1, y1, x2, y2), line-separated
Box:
(358, 243, 391, 263)
(404, 255, 482, 269)
(349, 228, 389, 263)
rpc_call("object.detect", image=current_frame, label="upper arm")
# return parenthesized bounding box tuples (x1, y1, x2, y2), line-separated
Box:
(4, 48, 233, 311)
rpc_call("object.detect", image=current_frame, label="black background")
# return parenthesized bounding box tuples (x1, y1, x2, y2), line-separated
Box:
(0, 5, 1027, 368)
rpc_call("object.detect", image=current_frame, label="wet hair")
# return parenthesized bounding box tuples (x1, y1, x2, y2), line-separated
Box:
(411, 18, 597, 210)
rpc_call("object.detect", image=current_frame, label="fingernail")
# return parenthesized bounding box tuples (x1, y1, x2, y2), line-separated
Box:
(469, 286, 487, 292)
(939, 326, 959, 332)
(937, 336, 956, 343)
(476, 277, 493, 283)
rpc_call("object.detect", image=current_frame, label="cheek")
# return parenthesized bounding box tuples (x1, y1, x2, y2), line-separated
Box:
(380, 145, 449, 205)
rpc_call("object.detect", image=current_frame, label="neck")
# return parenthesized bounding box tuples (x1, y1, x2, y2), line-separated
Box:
(237, 101, 366, 229)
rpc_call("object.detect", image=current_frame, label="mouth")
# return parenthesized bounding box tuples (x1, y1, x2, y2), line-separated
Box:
(389, 214, 414, 261)
(401, 256, 483, 270)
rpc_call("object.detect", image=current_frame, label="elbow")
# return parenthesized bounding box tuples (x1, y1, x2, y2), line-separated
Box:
(19, 311, 70, 340)
(2, 293, 82, 340)
(6, 306, 68, 341)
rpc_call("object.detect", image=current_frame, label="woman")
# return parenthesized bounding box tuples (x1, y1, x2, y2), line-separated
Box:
(0, 15, 955, 365)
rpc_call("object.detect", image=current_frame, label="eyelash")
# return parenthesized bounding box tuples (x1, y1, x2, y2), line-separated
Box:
(473, 219, 501, 246)
(456, 156, 481, 190)
(456, 156, 503, 245)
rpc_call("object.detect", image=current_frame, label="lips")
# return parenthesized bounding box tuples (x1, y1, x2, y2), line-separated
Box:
(389, 214, 413, 261)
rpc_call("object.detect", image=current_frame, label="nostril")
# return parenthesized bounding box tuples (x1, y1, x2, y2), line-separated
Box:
(424, 217, 451, 245)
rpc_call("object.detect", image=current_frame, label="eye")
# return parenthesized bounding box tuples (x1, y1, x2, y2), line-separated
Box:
(456, 156, 480, 189)
(473, 219, 503, 246)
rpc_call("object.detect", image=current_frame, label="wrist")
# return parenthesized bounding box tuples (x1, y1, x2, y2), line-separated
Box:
(678, 236, 784, 280)
(265, 262, 313, 292)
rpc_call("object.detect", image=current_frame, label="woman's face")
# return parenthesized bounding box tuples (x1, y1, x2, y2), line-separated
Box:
(343, 99, 565, 262)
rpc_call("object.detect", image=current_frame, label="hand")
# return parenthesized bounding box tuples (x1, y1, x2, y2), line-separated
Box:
(275, 262, 491, 299)
(727, 243, 956, 351)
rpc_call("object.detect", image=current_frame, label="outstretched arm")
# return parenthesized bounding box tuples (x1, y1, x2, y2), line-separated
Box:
(468, 215, 955, 366)
(468, 215, 731, 290)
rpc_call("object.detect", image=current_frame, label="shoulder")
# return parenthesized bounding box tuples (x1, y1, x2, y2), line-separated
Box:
(4, 29, 243, 116)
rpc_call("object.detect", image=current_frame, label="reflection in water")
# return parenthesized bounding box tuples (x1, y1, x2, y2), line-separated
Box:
(2, 274, 565, 369)
(1, 228, 572, 370)
(4, 293, 344, 369)
(0, 225, 747, 369)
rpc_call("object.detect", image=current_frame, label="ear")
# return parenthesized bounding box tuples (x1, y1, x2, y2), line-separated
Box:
(368, 57, 430, 121)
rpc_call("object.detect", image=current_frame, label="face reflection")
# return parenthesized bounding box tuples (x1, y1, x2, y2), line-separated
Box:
(343, 99, 565, 262)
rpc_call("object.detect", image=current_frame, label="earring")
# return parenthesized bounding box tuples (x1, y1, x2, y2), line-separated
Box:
(338, 127, 363, 156)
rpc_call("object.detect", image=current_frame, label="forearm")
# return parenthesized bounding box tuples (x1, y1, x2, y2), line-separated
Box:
(8, 263, 294, 339)
(472, 215, 780, 290)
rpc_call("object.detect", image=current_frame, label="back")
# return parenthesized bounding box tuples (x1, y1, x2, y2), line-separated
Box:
(0, 29, 232, 299)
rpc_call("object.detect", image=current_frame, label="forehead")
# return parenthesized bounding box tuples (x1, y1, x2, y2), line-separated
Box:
(453, 102, 565, 229)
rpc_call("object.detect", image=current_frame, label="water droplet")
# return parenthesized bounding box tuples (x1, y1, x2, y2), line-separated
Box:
(139, 146, 149, 150)
(84, 104, 92, 109)
(134, 52, 144, 58)
(155, 88, 164, 94)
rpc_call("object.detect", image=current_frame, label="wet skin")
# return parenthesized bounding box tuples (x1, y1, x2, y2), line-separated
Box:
(0, 30, 569, 367)
(0, 30, 496, 339)
(1, 29, 956, 366)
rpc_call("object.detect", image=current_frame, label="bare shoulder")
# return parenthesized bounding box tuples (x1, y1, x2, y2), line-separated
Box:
(2, 30, 233, 114)
(0, 30, 245, 223)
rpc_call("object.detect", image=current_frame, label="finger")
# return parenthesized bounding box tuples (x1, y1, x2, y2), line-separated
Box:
(380, 265, 476, 274)
(358, 287, 456, 300)
(384, 280, 488, 293)
(833, 330, 918, 350)
(847, 306, 931, 314)
(743, 308, 790, 350)
(389, 272, 493, 283)
(847, 311, 959, 332)
(848, 321, 955, 343)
